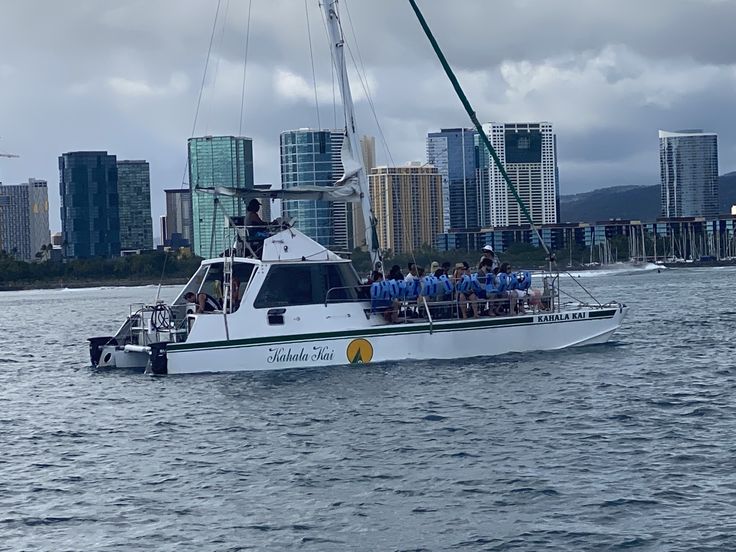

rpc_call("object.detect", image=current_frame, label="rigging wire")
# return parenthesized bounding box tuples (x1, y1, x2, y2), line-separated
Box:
(181, 0, 223, 189)
(238, 0, 253, 136)
(341, 0, 395, 167)
(204, 0, 231, 135)
(304, 0, 322, 130)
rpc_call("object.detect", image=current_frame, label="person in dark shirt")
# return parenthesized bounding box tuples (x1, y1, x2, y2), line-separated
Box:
(184, 291, 221, 313)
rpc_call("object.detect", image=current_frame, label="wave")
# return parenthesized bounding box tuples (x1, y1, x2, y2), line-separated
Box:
(558, 262, 663, 278)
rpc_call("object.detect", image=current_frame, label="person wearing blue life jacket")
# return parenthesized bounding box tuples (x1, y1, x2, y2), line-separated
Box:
(453, 261, 479, 318)
(369, 271, 399, 323)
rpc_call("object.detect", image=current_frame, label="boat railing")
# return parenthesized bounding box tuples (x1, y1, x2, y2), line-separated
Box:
(324, 281, 561, 323)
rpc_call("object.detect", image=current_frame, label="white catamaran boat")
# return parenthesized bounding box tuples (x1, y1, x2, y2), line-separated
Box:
(88, 0, 627, 375)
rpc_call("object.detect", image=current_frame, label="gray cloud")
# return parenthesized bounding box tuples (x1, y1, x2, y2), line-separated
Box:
(1, 0, 734, 232)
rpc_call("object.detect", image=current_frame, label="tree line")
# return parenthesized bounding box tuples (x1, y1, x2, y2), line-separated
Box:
(0, 250, 202, 289)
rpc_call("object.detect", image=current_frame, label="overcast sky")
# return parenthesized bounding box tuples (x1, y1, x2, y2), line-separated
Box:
(2, 0, 735, 232)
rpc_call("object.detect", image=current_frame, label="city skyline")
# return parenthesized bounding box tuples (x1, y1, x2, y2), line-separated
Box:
(2, 1, 735, 233)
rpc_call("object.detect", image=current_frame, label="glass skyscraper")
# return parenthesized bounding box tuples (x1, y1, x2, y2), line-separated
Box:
(117, 160, 153, 250)
(280, 129, 352, 250)
(188, 136, 254, 258)
(659, 130, 719, 218)
(426, 128, 479, 232)
(59, 151, 120, 259)
(165, 188, 193, 246)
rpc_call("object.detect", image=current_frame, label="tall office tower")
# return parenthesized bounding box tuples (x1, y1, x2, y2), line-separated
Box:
(280, 129, 353, 250)
(0, 178, 50, 260)
(159, 215, 168, 245)
(479, 122, 559, 226)
(165, 188, 193, 245)
(59, 151, 120, 258)
(368, 163, 443, 254)
(117, 160, 153, 250)
(188, 136, 254, 258)
(659, 130, 719, 218)
(353, 135, 377, 249)
(426, 128, 479, 232)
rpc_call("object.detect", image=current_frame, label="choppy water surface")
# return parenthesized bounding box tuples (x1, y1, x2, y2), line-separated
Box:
(1, 268, 735, 551)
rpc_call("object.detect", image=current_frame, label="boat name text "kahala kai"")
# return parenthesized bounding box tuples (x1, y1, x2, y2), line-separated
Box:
(537, 312, 588, 323)
(267, 346, 335, 363)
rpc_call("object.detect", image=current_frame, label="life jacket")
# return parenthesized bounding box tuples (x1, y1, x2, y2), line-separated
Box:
(405, 278, 420, 300)
(438, 274, 454, 294)
(370, 281, 391, 312)
(419, 275, 438, 297)
(517, 271, 532, 291)
(497, 272, 510, 292)
(470, 273, 483, 294)
(456, 274, 472, 293)
(386, 278, 402, 299)
(507, 272, 520, 290)
(486, 274, 500, 294)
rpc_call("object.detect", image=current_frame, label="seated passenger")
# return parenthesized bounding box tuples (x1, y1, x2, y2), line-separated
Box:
(454, 261, 479, 319)
(184, 291, 221, 313)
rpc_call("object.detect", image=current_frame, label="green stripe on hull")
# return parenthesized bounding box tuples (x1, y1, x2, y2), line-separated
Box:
(168, 309, 618, 355)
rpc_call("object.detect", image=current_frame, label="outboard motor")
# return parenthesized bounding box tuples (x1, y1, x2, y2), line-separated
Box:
(146, 342, 169, 375)
(88, 336, 116, 367)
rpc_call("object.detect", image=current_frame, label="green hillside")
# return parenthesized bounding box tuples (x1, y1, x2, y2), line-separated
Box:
(559, 172, 736, 223)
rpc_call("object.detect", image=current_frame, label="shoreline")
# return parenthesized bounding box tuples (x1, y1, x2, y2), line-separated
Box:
(0, 277, 190, 292)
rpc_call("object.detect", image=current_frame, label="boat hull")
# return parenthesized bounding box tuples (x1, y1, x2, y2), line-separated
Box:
(162, 305, 627, 374)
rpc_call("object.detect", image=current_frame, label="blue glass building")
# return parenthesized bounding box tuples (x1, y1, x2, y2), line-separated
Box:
(426, 128, 479, 232)
(280, 129, 352, 250)
(59, 151, 120, 258)
(659, 130, 719, 218)
(188, 136, 254, 258)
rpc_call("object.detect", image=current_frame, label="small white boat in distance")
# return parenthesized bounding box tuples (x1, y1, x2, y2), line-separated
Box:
(87, 0, 627, 375)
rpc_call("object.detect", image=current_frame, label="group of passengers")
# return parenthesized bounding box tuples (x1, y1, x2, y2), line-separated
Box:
(368, 245, 545, 323)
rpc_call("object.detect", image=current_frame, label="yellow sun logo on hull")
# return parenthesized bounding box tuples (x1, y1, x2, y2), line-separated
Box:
(346, 338, 373, 364)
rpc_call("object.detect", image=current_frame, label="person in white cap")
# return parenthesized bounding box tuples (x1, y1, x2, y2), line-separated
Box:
(479, 244, 499, 271)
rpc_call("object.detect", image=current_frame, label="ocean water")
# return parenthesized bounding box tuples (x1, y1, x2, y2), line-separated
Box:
(1, 268, 735, 551)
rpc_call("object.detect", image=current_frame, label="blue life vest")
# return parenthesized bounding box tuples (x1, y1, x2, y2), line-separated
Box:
(486, 274, 500, 294)
(405, 278, 420, 300)
(497, 272, 510, 292)
(470, 273, 483, 294)
(507, 272, 520, 290)
(370, 281, 391, 312)
(438, 274, 453, 294)
(419, 275, 438, 297)
(386, 278, 402, 299)
(517, 271, 532, 291)
(456, 274, 472, 293)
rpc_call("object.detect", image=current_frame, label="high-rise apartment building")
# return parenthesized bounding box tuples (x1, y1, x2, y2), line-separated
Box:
(188, 136, 254, 258)
(479, 122, 559, 226)
(59, 151, 120, 258)
(0, 178, 50, 260)
(427, 128, 479, 232)
(659, 130, 719, 218)
(164, 188, 193, 246)
(368, 163, 443, 254)
(280, 129, 353, 251)
(117, 160, 153, 251)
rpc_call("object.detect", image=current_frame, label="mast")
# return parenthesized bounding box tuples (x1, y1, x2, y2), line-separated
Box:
(322, 0, 382, 270)
(408, 0, 551, 258)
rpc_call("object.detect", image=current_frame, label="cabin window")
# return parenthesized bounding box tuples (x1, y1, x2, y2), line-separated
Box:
(254, 263, 360, 308)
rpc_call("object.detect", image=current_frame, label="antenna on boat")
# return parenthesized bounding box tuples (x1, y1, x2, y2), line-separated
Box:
(322, 0, 383, 272)
(407, 0, 553, 266)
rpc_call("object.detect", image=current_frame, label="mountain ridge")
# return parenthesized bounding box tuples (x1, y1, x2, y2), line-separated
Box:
(559, 172, 736, 223)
